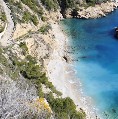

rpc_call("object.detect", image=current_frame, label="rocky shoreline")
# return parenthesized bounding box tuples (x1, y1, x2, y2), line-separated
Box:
(1, 1, 118, 118)
(65, 1, 118, 19)
(44, 2, 118, 118)
(46, 22, 101, 119)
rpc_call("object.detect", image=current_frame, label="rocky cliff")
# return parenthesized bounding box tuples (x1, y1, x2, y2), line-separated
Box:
(0, 0, 118, 119)
(0, 0, 86, 119)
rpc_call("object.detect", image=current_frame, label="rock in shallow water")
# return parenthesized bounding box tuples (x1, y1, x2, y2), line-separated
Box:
(115, 27, 118, 39)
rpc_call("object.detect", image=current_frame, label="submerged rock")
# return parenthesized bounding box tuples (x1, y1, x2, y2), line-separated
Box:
(115, 27, 118, 39)
(63, 56, 68, 62)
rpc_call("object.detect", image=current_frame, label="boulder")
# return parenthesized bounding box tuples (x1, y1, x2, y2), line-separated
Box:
(115, 27, 118, 39)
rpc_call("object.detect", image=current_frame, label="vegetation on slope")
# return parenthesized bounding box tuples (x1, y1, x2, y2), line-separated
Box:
(46, 93, 86, 119)
(41, 0, 59, 11)
(21, 0, 43, 15)
(0, 11, 6, 33)
(5, 0, 40, 25)
(0, 12, 6, 22)
(0, 26, 4, 33)
(0, 43, 86, 119)
(22, 11, 39, 25)
(0, 0, 89, 118)
(0, 67, 51, 119)
(40, 0, 109, 17)
(39, 24, 52, 34)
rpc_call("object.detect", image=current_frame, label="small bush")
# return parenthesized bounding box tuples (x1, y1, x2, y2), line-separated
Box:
(0, 67, 3, 74)
(0, 26, 4, 33)
(39, 24, 52, 34)
(15, 1, 23, 10)
(41, 16, 48, 22)
(19, 42, 28, 55)
(26, 55, 37, 64)
(20, 62, 41, 79)
(0, 54, 8, 66)
(0, 48, 3, 54)
(0, 12, 6, 22)
(21, 0, 43, 15)
(31, 15, 39, 26)
(22, 12, 39, 25)
(22, 11, 32, 23)
(10, 71, 19, 79)
(41, 0, 58, 11)
(7, 0, 14, 4)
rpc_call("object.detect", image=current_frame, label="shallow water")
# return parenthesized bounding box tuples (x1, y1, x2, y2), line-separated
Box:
(61, 9, 118, 119)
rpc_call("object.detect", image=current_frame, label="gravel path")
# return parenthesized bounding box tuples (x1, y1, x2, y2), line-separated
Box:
(0, 0, 14, 46)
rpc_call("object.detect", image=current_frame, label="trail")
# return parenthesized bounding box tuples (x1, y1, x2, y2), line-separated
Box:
(0, 0, 14, 46)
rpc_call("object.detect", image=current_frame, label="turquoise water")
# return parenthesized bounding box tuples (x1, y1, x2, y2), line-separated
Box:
(61, 10, 118, 119)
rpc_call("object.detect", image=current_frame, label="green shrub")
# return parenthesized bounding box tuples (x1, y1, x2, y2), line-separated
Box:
(21, 0, 43, 15)
(22, 12, 39, 25)
(10, 71, 19, 79)
(7, 0, 14, 4)
(0, 12, 6, 22)
(31, 15, 39, 26)
(26, 55, 37, 64)
(57, 0, 75, 9)
(22, 11, 32, 23)
(20, 62, 41, 79)
(19, 42, 28, 50)
(87, 2, 95, 7)
(45, 92, 54, 102)
(0, 26, 4, 33)
(37, 9, 43, 16)
(39, 24, 52, 34)
(46, 96, 86, 119)
(15, 1, 23, 10)
(41, 0, 58, 11)
(37, 85, 45, 98)
(0, 48, 3, 54)
(0, 54, 8, 66)
(0, 67, 3, 74)
(41, 16, 48, 22)
(19, 42, 28, 55)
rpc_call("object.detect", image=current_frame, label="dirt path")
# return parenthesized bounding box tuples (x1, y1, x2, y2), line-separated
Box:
(0, 0, 14, 46)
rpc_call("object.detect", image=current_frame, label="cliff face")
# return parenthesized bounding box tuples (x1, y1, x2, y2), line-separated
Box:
(65, 1, 118, 18)
(0, 75, 51, 119)
(0, 0, 118, 119)
(0, 0, 86, 119)
(39, 0, 118, 18)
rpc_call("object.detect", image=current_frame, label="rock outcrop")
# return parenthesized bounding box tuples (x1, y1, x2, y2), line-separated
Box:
(115, 27, 118, 38)
(0, 75, 51, 119)
(65, 2, 118, 19)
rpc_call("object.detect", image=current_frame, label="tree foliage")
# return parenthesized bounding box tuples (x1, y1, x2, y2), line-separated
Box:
(41, 0, 58, 11)
(22, 11, 39, 25)
(0, 12, 6, 22)
(21, 0, 43, 15)
(39, 24, 52, 34)
(46, 93, 86, 119)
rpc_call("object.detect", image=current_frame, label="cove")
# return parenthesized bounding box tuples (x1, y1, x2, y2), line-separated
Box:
(61, 9, 118, 119)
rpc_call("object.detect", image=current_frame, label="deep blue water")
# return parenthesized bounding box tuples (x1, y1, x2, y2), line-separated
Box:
(61, 10, 118, 119)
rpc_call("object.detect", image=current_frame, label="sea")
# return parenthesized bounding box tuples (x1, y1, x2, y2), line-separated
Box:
(60, 9, 118, 119)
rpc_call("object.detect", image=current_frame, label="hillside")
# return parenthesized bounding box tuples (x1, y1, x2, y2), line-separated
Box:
(0, 0, 86, 119)
(0, 0, 118, 119)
